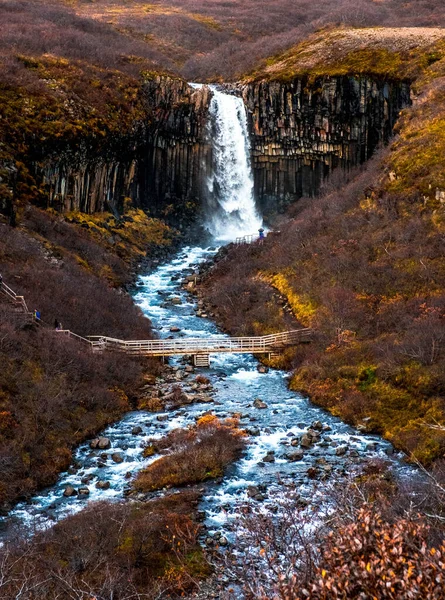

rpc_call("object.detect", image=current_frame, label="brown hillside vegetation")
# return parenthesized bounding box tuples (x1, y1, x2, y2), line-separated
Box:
(71, 0, 445, 81)
(0, 493, 209, 598)
(198, 39, 445, 465)
(2, 0, 445, 85)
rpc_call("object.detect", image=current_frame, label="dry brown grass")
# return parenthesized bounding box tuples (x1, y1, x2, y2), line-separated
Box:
(134, 415, 247, 492)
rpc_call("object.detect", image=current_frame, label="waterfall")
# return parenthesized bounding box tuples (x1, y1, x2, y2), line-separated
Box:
(205, 87, 263, 241)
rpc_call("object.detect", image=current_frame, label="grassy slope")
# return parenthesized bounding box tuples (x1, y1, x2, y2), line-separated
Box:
(199, 37, 445, 465)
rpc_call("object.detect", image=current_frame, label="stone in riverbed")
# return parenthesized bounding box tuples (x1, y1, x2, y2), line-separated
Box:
(171, 297, 182, 305)
(306, 467, 319, 479)
(81, 474, 95, 485)
(96, 480, 111, 490)
(300, 434, 313, 448)
(253, 398, 268, 409)
(257, 365, 269, 374)
(290, 438, 300, 447)
(336, 445, 348, 456)
(63, 486, 77, 497)
(90, 437, 111, 450)
(170, 326, 181, 332)
(247, 427, 261, 436)
(111, 453, 124, 464)
(78, 486, 90, 497)
(311, 420, 323, 431)
(262, 452, 275, 463)
(286, 449, 304, 461)
(132, 426, 143, 435)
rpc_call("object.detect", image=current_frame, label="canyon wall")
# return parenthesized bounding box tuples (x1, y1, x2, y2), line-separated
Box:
(31, 77, 211, 224)
(241, 77, 411, 213)
(9, 74, 411, 222)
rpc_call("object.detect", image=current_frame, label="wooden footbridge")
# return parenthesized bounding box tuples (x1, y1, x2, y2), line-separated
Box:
(0, 280, 312, 366)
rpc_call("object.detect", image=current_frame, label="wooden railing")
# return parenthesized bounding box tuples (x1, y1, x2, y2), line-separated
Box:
(0, 279, 313, 358)
(86, 329, 312, 357)
(236, 234, 259, 245)
(0, 281, 30, 314)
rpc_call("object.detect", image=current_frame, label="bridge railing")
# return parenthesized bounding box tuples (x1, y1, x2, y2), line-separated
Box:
(87, 329, 313, 356)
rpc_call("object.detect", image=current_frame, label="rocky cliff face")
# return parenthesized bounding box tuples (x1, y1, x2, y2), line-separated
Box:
(139, 77, 212, 223)
(30, 77, 211, 225)
(241, 77, 411, 212)
(7, 74, 410, 224)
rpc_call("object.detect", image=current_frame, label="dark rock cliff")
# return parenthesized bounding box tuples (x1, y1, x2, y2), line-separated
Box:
(241, 76, 411, 213)
(4, 74, 410, 224)
(29, 77, 211, 225)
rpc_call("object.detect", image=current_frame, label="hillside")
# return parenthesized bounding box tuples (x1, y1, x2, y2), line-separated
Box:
(198, 33, 445, 465)
(3, 0, 445, 84)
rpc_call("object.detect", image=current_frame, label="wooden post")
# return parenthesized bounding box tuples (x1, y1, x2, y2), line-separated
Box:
(194, 354, 210, 367)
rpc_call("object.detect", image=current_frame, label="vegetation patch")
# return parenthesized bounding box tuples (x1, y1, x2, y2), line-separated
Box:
(0, 492, 210, 598)
(134, 415, 247, 492)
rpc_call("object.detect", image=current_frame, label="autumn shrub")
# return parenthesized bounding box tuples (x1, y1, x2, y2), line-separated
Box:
(279, 508, 445, 600)
(0, 492, 209, 599)
(133, 416, 247, 492)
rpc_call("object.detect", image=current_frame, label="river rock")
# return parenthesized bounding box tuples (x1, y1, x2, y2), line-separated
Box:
(132, 426, 143, 435)
(81, 474, 95, 484)
(90, 437, 111, 450)
(307, 429, 321, 441)
(170, 326, 181, 332)
(300, 434, 313, 448)
(336, 445, 348, 456)
(247, 427, 261, 436)
(171, 297, 182, 305)
(63, 486, 77, 497)
(257, 365, 269, 374)
(311, 420, 323, 431)
(286, 449, 304, 461)
(157, 414, 169, 422)
(78, 486, 90, 497)
(307, 467, 319, 479)
(290, 438, 300, 446)
(253, 398, 268, 409)
(96, 480, 111, 490)
(111, 453, 124, 464)
(262, 452, 275, 463)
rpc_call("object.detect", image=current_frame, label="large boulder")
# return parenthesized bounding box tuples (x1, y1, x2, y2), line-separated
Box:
(286, 449, 304, 461)
(96, 480, 111, 490)
(300, 434, 313, 449)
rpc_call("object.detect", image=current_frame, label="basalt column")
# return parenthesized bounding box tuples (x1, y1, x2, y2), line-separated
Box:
(140, 78, 212, 225)
(241, 77, 411, 213)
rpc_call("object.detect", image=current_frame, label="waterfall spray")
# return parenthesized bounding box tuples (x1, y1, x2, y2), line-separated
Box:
(205, 87, 263, 241)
